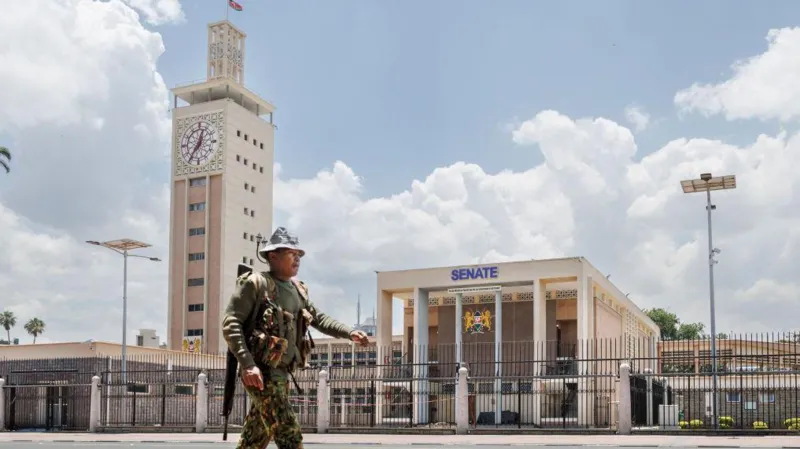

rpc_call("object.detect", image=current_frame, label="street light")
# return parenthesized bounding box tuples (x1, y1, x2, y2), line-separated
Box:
(680, 172, 736, 429)
(86, 239, 161, 383)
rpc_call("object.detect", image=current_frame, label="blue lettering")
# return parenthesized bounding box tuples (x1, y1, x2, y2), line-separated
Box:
(450, 266, 499, 281)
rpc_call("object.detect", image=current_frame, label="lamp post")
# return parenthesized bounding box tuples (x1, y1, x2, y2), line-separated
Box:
(680, 173, 736, 429)
(86, 239, 161, 383)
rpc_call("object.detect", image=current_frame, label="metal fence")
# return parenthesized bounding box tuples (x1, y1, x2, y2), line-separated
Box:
(0, 333, 798, 433)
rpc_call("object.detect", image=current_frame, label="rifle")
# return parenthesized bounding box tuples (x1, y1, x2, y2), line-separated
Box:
(221, 263, 257, 441)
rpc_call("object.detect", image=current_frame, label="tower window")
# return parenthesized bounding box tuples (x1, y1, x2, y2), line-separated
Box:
(260, 143, 264, 150)
(244, 182, 249, 190)
(250, 210, 255, 217)
(237, 130, 241, 137)
(188, 304, 204, 312)
(242, 256, 247, 263)
(187, 329, 204, 337)
(251, 186, 255, 193)
(249, 258, 254, 265)
(243, 232, 248, 239)
(252, 163, 256, 170)
(244, 134, 248, 141)
(189, 227, 205, 236)
(236, 155, 241, 162)
(243, 207, 249, 215)
(189, 177, 206, 187)
(187, 278, 204, 287)
(243, 158, 248, 165)
(253, 139, 257, 146)
(188, 252, 205, 262)
(189, 202, 206, 212)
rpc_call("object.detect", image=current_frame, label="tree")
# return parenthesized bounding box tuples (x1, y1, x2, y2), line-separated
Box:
(0, 311, 17, 343)
(644, 307, 706, 340)
(24, 318, 45, 343)
(0, 146, 10, 173)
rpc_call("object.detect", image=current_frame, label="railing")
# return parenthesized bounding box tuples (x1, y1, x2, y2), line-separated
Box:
(0, 333, 797, 434)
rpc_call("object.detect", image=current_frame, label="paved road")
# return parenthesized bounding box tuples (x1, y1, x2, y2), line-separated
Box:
(0, 445, 777, 449)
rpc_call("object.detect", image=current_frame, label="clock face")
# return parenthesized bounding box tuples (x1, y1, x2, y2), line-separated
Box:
(179, 120, 219, 167)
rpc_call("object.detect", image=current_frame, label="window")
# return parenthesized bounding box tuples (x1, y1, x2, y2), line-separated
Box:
(253, 139, 257, 146)
(189, 177, 206, 187)
(259, 166, 264, 173)
(126, 384, 149, 394)
(188, 304, 204, 312)
(244, 182, 249, 190)
(244, 134, 248, 141)
(175, 385, 195, 395)
(243, 207, 249, 215)
(250, 210, 254, 217)
(759, 393, 775, 403)
(187, 278, 204, 287)
(187, 328, 204, 336)
(136, 335, 144, 346)
(244, 158, 248, 165)
(188, 252, 205, 262)
(189, 227, 205, 236)
(250, 235, 255, 242)
(188, 202, 205, 212)
(251, 186, 255, 193)
(243, 232, 248, 239)
(249, 258, 254, 265)
(237, 130, 241, 137)
(252, 163, 256, 170)
(242, 256, 247, 263)
(726, 392, 741, 403)
(260, 143, 264, 150)
(236, 154, 241, 162)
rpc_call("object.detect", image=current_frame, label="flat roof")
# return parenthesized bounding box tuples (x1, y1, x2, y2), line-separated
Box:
(172, 77, 275, 116)
(375, 256, 583, 275)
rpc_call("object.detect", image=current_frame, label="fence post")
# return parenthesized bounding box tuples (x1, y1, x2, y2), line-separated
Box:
(456, 366, 468, 435)
(196, 372, 208, 433)
(89, 375, 101, 432)
(0, 377, 5, 431)
(644, 367, 653, 427)
(317, 370, 329, 434)
(618, 363, 631, 435)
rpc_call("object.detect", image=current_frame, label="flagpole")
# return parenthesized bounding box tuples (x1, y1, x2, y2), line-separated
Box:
(225, 0, 229, 21)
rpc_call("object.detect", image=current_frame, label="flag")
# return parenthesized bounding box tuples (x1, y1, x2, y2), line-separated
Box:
(229, 0, 242, 11)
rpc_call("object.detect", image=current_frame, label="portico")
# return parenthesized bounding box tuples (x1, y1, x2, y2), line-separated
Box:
(374, 257, 659, 428)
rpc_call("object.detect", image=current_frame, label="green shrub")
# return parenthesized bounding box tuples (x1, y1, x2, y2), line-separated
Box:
(679, 420, 689, 429)
(785, 417, 800, 429)
(719, 416, 734, 429)
(690, 419, 704, 429)
(752, 421, 768, 430)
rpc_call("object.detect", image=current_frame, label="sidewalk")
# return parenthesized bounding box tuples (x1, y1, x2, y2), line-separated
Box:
(0, 433, 799, 447)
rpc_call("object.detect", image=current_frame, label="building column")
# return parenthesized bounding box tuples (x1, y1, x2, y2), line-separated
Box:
(576, 271, 594, 427)
(494, 289, 503, 425)
(375, 289, 393, 426)
(455, 292, 463, 366)
(412, 288, 430, 425)
(531, 279, 545, 425)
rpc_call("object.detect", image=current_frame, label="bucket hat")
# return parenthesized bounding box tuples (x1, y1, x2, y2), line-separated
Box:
(258, 226, 305, 257)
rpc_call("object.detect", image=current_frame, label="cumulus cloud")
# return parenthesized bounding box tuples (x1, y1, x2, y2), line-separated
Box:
(0, 0, 170, 344)
(674, 27, 800, 123)
(0, 2, 798, 349)
(624, 105, 651, 132)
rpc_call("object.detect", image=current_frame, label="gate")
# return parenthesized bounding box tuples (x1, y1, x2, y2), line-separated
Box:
(4, 384, 91, 431)
(630, 374, 673, 427)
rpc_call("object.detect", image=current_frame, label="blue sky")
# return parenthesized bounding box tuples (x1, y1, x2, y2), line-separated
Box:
(155, 0, 794, 200)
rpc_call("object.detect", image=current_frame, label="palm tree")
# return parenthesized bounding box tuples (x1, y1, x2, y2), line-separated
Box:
(24, 318, 45, 343)
(0, 146, 10, 173)
(0, 310, 16, 343)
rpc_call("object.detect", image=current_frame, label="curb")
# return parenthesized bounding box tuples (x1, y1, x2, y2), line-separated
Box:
(3, 440, 800, 447)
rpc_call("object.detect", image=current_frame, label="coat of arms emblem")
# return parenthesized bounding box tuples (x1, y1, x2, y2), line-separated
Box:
(463, 309, 493, 334)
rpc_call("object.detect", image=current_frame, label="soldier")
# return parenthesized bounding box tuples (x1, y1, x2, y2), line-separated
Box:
(222, 226, 369, 449)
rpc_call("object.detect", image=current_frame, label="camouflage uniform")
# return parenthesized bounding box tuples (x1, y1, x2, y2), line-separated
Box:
(222, 227, 354, 449)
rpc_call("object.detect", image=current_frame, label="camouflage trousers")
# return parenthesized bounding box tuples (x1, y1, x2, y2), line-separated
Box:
(236, 377, 303, 449)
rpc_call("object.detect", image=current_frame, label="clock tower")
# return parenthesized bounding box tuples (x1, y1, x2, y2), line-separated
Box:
(167, 20, 274, 354)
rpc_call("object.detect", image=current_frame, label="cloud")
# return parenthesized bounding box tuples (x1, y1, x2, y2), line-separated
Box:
(624, 105, 651, 132)
(674, 27, 800, 123)
(123, 0, 185, 26)
(0, 0, 170, 344)
(0, 2, 798, 350)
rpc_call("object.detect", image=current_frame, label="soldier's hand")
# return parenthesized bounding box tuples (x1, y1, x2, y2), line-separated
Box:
(243, 366, 264, 390)
(349, 330, 370, 347)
